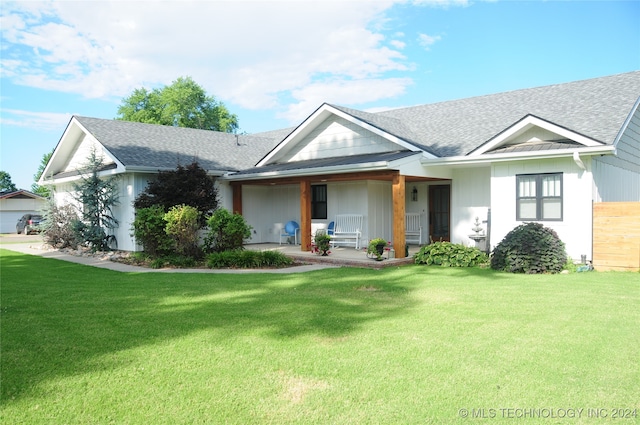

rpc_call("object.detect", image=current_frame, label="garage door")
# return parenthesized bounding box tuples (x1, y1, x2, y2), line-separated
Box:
(1, 211, 36, 234)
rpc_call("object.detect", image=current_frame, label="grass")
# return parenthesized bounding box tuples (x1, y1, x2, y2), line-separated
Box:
(1, 249, 639, 424)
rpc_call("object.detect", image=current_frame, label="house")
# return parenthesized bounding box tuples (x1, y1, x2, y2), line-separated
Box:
(0, 190, 47, 233)
(41, 71, 640, 261)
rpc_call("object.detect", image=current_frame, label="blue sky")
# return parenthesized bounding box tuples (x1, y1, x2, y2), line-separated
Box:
(1, 0, 638, 191)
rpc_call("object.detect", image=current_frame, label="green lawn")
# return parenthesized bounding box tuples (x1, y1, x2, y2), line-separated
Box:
(1, 249, 639, 424)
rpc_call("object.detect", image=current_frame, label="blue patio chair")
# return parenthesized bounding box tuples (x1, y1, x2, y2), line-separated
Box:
(327, 221, 335, 236)
(280, 220, 300, 245)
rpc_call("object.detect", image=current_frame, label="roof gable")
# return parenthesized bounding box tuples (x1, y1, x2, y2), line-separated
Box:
(0, 190, 46, 200)
(469, 115, 604, 156)
(257, 104, 432, 166)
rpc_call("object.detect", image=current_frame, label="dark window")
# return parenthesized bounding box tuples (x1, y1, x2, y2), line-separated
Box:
(516, 173, 563, 221)
(311, 185, 327, 219)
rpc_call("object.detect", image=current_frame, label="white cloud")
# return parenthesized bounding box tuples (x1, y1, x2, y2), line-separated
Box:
(413, 0, 470, 7)
(281, 77, 413, 122)
(390, 39, 406, 49)
(0, 0, 466, 124)
(0, 109, 71, 132)
(418, 33, 442, 50)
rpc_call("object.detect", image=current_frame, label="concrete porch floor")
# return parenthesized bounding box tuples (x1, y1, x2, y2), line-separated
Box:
(245, 242, 417, 269)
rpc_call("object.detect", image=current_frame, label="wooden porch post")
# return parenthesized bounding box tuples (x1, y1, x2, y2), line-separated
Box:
(300, 180, 311, 251)
(231, 183, 242, 214)
(392, 173, 407, 257)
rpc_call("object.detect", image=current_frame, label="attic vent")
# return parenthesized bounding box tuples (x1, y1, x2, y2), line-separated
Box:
(526, 137, 544, 144)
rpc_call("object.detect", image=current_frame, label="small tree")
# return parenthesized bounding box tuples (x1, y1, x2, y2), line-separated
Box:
(164, 205, 201, 257)
(204, 208, 252, 253)
(72, 150, 120, 251)
(134, 161, 218, 225)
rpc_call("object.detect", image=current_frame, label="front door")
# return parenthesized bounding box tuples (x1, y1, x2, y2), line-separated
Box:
(429, 185, 450, 242)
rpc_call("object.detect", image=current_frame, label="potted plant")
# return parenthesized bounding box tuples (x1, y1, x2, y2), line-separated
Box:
(311, 232, 332, 256)
(367, 237, 388, 260)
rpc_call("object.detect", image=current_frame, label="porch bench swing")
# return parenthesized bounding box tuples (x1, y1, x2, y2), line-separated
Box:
(329, 214, 363, 250)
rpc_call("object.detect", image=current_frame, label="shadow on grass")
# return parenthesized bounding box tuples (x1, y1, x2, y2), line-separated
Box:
(1, 250, 421, 402)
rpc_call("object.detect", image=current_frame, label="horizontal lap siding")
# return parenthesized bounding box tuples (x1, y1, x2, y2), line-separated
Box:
(593, 202, 640, 271)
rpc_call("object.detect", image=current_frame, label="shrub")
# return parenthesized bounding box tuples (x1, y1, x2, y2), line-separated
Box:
(490, 222, 567, 274)
(206, 250, 293, 269)
(131, 205, 174, 256)
(204, 209, 252, 253)
(162, 254, 197, 268)
(164, 205, 201, 258)
(414, 241, 488, 267)
(134, 161, 218, 226)
(41, 201, 80, 249)
(259, 250, 293, 267)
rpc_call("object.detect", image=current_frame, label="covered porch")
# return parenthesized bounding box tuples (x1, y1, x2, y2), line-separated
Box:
(229, 168, 448, 259)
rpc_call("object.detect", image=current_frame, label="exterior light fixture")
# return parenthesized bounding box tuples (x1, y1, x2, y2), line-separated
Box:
(412, 186, 418, 202)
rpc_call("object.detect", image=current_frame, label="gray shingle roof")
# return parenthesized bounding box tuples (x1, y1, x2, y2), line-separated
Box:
(374, 71, 640, 157)
(74, 117, 290, 171)
(73, 71, 639, 175)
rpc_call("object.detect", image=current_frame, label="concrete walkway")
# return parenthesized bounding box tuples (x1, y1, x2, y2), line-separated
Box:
(0, 234, 336, 274)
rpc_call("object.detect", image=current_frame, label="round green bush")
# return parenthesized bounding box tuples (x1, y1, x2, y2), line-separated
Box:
(491, 222, 567, 274)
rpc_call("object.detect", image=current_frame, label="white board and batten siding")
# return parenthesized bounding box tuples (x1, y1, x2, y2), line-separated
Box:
(450, 167, 491, 247)
(281, 116, 401, 162)
(242, 185, 301, 244)
(490, 158, 594, 261)
(592, 106, 640, 202)
(112, 173, 150, 252)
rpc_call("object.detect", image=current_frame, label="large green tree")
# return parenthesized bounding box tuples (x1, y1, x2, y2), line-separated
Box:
(31, 150, 53, 197)
(116, 76, 238, 132)
(0, 171, 18, 192)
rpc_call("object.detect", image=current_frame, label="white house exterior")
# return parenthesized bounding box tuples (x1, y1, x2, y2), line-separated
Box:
(40, 71, 640, 260)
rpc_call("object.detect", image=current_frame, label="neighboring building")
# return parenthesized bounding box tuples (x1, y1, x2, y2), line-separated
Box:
(41, 71, 640, 260)
(0, 190, 47, 234)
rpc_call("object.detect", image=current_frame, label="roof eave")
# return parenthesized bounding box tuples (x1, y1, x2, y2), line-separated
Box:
(223, 160, 395, 182)
(124, 165, 229, 177)
(422, 145, 616, 166)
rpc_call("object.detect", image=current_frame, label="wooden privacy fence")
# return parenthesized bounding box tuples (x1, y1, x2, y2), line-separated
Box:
(593, 202, 640, 272)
